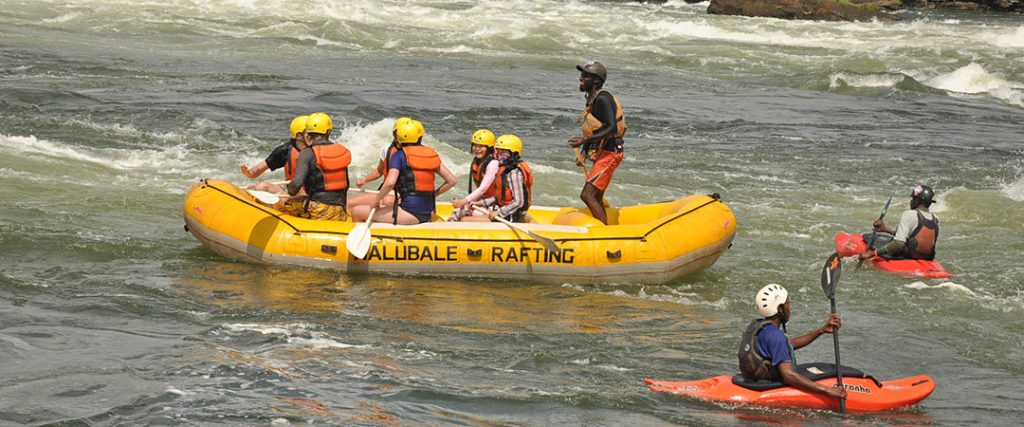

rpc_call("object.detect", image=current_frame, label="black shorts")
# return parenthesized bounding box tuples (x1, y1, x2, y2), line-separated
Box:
(410, 210, 433, 224)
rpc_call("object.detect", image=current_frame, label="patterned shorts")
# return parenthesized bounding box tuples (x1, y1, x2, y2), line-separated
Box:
(298, 200, 349, 221)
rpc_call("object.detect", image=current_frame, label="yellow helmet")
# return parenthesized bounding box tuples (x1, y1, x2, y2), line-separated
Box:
(470, 129, 495, 148)
(494, 134, 523, 156)
(289, 115, 309, 138)
(393, 116, 412, 133)
(305, 112, 333, 135)
(396, 119, 425, 144)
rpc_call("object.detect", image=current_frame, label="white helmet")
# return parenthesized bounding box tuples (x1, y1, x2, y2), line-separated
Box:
(755, 284, 789, 318)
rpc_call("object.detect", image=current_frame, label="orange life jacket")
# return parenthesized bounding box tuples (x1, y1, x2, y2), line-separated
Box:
(469, 155, 499, 200)
(398, 144, 441, 197)
(312, 143, 351, 192)
(906, 211, 939, 260)
(283, 143, 301, 181)
(497, 161, 533, 220)
(578, 88, 626, 140)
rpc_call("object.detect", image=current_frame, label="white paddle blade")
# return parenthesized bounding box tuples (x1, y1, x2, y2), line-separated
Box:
(248, 190, 280, 204)
(528, 231, 562, 253)
(347, 208, 377, 259)
(347, 222, 372, 259)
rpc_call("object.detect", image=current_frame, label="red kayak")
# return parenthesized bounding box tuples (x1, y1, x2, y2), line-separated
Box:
(834, 232, 952, 279)
(646, 363, 935, 413)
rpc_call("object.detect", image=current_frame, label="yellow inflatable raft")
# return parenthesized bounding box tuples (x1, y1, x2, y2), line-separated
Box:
(183, 179, 736, 284)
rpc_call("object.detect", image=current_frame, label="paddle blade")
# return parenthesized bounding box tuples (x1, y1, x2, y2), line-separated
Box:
(347, 208, 376, 259)
(346, 222, 372, 259)
(528, 231, 562, 253)
(821, 252, 842, 299)
(248, 190, 280, 205)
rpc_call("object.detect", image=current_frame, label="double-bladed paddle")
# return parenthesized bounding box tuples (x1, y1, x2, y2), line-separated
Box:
(820, 252, 846, 414)
(856, 196, 892, 270)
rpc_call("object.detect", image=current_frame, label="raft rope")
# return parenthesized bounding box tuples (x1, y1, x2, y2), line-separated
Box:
(203, 180, 725, 244)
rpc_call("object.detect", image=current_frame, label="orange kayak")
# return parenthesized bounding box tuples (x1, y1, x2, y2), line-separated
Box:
(646, 364, 934, 413)
(834, 232, 952, 279)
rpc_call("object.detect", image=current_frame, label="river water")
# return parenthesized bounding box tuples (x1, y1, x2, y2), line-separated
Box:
(1, 1, 1022, 425)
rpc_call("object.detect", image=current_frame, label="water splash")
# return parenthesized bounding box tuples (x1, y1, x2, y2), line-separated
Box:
(922, 63, 1024, 107)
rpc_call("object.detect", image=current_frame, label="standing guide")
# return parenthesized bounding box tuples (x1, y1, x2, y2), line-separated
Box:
(568, 60, 626, 225)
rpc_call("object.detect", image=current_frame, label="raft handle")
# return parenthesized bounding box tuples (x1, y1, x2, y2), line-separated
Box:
(467, 249, 482, 258)
(607, 250, 621, 260)
(321, 244, 337, 255)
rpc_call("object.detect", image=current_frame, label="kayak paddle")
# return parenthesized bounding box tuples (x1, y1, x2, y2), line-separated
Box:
(474, 206, 561, 253)
(820, 252, 846, 414)
(857, 195, 892, 270)
(346, 207, 376, 259)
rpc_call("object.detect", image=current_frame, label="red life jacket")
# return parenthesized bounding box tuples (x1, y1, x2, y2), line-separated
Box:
(497, 161, 533, 221)
(398, 144, 441, 197)
(906, 211, 939, 260)
(283, 143, 301, 181)
(311, 143, 351, 192)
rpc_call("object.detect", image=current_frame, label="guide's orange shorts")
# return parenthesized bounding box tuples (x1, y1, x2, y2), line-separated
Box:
(586, 151, 624, 192)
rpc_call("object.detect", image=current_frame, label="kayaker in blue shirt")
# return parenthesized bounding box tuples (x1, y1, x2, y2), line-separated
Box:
(738, 284, 847, 400)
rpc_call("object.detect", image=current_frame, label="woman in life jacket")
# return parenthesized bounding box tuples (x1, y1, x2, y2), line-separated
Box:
(347, 117, 410, 211)
(738, 284, 846, 400)
(350, 119, 457, 225)
(448, 129, 500, 222)
(285, 112, 351, 221)
(476, 134, 533, 223)
(859, 184, 940, 261)
(242, 114, 308, 196)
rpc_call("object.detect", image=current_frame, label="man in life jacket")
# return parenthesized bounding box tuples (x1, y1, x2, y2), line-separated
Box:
(286, 112, 351, 221)
(567, 60, 625, 225)
(241, 114, 307, 195)
(449, 129, 500, 222)
(475, 134, 533, 223)
(738, 284, 847, 400)
(858, 184, 940, 261)
(347, 117, 409, 211)
(350, 119, 457, 225)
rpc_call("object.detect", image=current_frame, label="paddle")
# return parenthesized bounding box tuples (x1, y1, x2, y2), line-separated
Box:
(473, 206, 561, 253)
(856, 195, 892, 270)
(820, 252, 846, 414)
(244, 180, 289, 189)
(346, 207, 377, 259)
(573, 148, 610, 208)
(248, 189, 283, 204)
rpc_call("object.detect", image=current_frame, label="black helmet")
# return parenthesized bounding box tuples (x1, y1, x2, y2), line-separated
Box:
(911, 184, 936, 205)
(576, 61, 607, 81)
